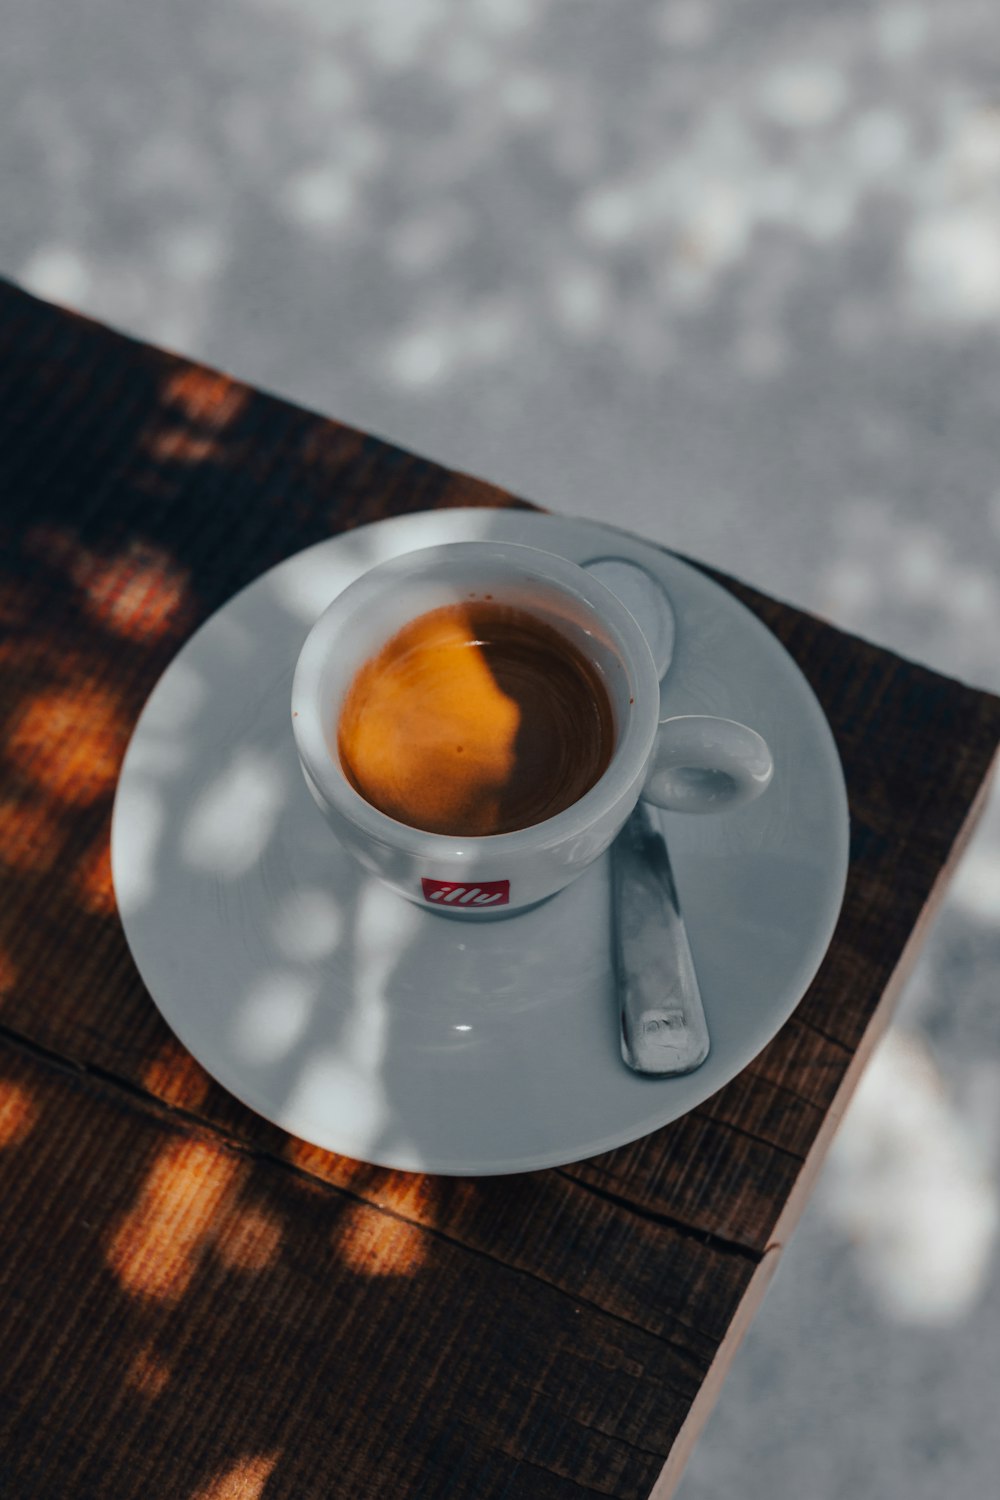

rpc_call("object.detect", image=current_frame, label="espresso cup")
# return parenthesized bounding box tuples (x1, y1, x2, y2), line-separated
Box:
(291, 541, 773, 917)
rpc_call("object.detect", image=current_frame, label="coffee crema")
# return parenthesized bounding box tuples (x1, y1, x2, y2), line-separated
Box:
(337, 601, 615, 836)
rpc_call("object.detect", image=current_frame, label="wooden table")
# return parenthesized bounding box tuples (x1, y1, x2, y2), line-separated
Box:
(1, 277, 998, 1500)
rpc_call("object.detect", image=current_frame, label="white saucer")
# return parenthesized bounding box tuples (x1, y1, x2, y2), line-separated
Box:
(112, 510, 848, 1176)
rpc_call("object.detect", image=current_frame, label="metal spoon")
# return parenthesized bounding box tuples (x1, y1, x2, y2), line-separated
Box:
(582, 557, 710, 1076)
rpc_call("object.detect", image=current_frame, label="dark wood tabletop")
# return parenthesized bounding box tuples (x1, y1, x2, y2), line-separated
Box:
(2, 277, 998, 1500)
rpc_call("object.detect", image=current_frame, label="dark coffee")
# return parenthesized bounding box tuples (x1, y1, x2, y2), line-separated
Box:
(337, 601, 615, 836)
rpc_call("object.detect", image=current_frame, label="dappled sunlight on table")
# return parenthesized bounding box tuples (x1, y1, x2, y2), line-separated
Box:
(123, 1339, 173, 1401)
(7, 684, 128, 806)
(144, 427, 228, 466)
(0, 795, 62, 875)
(188, 1452, 280, 1500)
(334, 1200, 428, 1278)
(141, 1035, 214, 1111)
(161, 367, 250, 427)
(0, 1077, 38, 1149)
(26, 525, 195, 645)
(214, 1203, 285, 1274)
(106, 1136, 244, 1304)
(75, 831, 117, 917)
(283, 1137, 445, 1229)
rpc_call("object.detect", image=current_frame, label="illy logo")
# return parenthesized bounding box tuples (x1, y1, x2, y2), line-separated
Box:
(421, 879, 510, 907)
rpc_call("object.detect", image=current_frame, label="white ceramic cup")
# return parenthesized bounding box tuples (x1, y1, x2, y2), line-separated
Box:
(291, 541, 773, 916)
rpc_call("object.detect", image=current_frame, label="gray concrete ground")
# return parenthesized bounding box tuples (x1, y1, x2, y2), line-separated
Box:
(4, 0, 999, 1494)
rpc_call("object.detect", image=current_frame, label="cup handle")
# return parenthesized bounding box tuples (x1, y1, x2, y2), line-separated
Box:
(642, 715, 774, 814)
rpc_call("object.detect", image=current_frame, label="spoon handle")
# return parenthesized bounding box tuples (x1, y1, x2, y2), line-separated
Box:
(611, 800, 710, 1076)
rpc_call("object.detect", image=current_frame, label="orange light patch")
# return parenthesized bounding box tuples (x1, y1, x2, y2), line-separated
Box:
(145, 427, 226, 465)
(0, 796, 62, 874)
(282, 1141, 397, 1197)
(283, 1136, 347, 1181)
(162, 368, 248, 428)
(335, 1202, 427, 1277)
(0, 1080, 37, 1149)
(283, 1142, 441, 1224)
(106, 1137, 242, 1303)
(73, 541, 192, 643)
(124, 1340, 172, 1399)
(7, 685, 127, 805)
(350, 1164, 437, 1222)
(141, 1038, 212, 1112)
(25, 525, 192, 643)
(214, 1205, 284, 1274)
(189, 1453, 279, 1500)
(76, 835, 116, 917)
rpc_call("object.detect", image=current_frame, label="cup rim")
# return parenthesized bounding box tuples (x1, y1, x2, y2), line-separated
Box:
(291, 540, 661, 854)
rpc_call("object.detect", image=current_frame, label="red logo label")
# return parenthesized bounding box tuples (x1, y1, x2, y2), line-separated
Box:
(421, 879, 510, 908)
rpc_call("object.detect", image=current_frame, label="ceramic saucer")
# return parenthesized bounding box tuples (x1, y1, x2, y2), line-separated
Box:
(111, 509, 849, 1175)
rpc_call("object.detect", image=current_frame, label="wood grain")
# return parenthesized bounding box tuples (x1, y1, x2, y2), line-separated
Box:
(2, 277, 999, 1499)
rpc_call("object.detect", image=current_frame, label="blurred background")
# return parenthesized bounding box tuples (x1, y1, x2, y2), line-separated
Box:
(4, 0, 999, 1493)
